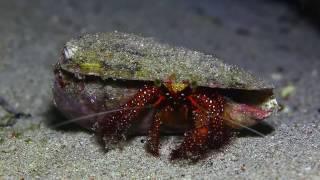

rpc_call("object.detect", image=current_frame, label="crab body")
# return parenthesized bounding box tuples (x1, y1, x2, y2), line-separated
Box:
(53, 32, 278, 160)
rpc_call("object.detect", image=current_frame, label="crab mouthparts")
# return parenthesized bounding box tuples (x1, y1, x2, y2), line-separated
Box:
(165, 82, 189, 93)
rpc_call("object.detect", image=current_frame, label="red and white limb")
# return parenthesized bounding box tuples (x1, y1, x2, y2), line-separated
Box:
(146, 105, 173, 156)
(171, 93, 229, 160)
(94, 85, 162, 143)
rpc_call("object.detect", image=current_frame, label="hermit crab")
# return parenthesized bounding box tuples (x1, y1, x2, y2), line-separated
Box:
(53, 32, 278, 160)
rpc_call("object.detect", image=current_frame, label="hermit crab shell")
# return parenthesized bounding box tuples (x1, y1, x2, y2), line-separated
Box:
(61, 32, 271, 90)
(54, 32, 277, 132)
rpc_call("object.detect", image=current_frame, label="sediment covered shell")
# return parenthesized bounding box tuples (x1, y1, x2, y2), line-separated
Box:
(61, 32, 272, 90)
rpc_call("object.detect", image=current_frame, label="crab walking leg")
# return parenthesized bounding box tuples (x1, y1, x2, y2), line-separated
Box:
(146, 105, 173, 156)
(170, 93, 226, 160)
(170, 110, 211, 160)
(205, 94, 231, 149)
(94, 85, 161, 142)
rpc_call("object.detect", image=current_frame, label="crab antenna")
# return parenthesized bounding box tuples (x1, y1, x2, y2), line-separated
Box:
(51, 105, 153, 128)
(224, 119, 265, 137)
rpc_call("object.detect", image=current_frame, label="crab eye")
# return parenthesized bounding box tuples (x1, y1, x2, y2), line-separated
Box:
(154, 79, 162, 87)
(190, 81, 198, 89)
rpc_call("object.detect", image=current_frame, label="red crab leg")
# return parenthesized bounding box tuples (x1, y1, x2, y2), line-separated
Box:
(170, 93, 229, 160)
(94, 85, 162, 143)
(146, 105, 174, 156)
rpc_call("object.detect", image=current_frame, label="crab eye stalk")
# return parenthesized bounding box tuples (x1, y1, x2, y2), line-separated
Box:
(190, 80, 198, 89)
(154, 79, 162, 87)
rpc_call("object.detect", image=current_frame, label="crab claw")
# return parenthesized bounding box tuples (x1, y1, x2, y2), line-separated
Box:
(223, 102, 272, 129)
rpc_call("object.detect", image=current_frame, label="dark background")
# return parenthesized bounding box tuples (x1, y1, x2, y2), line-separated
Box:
(0, 0, 319, 178)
